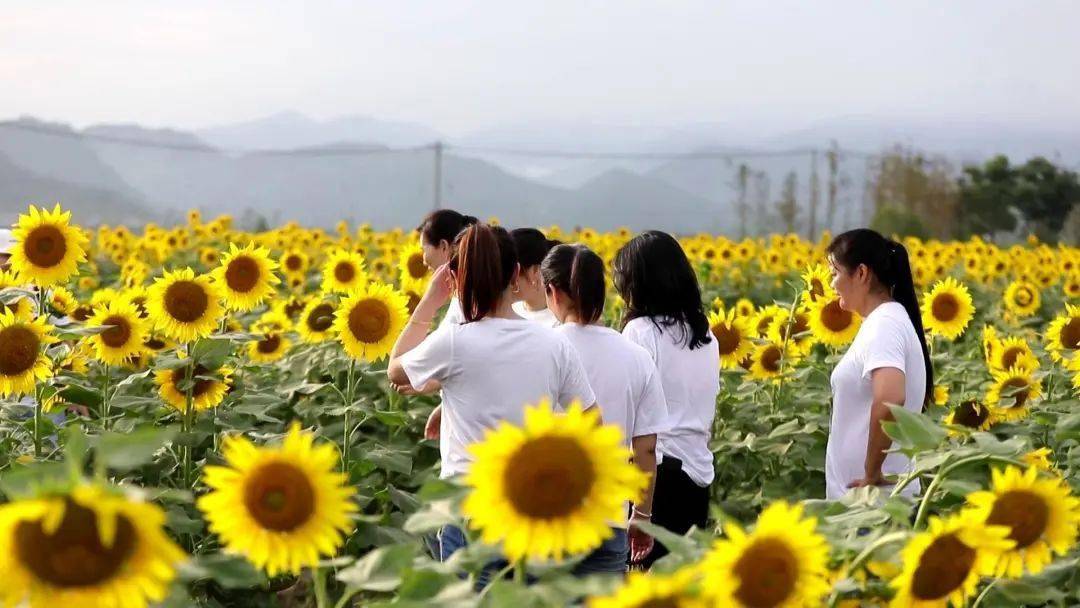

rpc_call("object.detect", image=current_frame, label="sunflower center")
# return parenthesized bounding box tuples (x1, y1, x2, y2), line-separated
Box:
(0, 325, 40, 376)
(1014, 288, 1033, 306)
(730, 537, 798, 607)
(809, 279, 825, 299)
(15, 499, 135, 588)
(225, 256, 261, 293)
(1001, 377, 1030, 409)
(145, 336, 167, 350)
(910, 533, 976, 600)
(243, 462, 316, 531)
(821, 300, 853, 332)
(503, 436, 595, 519)
(256, 335, 281, 354)
(761, 346, 782, 373)
(285, 299, 305, 319)
(347, 298, 391, 344)
(953, 400, 988, 428)
(23, 225, 68, 268)
(637, 597, 681, 608)
(306, 303, 335, 332)
(1062, 318, 1080, 350)
(711, 323, 741, 356)
(163, 280, 210, 322)
(1000, 346, 1025, 370)
(931, 294, 959, 322)
(778, 315, 810, 341)
(406, 292, 421, 314)
(284, 255, 302, 272)
(99, 315, 133, 348)
(986, 490, 1049, 549)
(334, 262, 356, 284)
(171, 364, 213, 398)
(406, 253, 428, 280)
(72, 305, 93, 322)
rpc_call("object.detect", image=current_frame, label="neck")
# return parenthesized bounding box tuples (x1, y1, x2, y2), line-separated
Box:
(858, 291, 893, 318)
(492, 293, 519, 319)
(562, 313, 602, 326)
(522, 292, 548, 312)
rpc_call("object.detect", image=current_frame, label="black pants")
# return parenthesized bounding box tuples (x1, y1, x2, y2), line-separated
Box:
(641, 456, 709, 569)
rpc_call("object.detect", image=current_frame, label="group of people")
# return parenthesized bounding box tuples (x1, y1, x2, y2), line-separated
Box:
(385, 210, 933, 575)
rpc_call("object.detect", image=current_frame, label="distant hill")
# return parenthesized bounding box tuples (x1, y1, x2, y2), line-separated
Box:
(196, 111, 444, 151)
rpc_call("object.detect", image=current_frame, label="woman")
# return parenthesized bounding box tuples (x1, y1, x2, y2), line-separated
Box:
(417, 209, 478, 327)
(510, 228, 560, 326)
(825, 229, 933, 499)
(387, 223, 597, 561)
(542, 243, 668, 571)
(613, 231, 719, 567)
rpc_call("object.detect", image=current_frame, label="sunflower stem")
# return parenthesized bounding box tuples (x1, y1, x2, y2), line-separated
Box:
(911, 454, 1025, 530)
(342, 359, 356, 481)
(513, 559, 526, 584)
(312, 566, 330, 608)
(971, 578, 998, 608)
(33, 383, 43, 458)
(101, 364, 111, 430)
(772, 286, 802, 413)
(182, 351, 196, 491)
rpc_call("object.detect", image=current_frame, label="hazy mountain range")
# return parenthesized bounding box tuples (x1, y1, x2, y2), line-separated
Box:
(1, 111, 1077, 232)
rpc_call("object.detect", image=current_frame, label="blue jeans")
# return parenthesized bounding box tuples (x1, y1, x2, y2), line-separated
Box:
(572, 528, 628, 576)
(429, 525, 510, 589)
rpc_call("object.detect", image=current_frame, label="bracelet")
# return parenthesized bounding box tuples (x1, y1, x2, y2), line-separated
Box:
(631, 507, 652, 519)
(408, 317, 433, 326)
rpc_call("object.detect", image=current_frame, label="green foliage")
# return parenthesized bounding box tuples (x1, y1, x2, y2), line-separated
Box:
(958, 154, 1080, 237)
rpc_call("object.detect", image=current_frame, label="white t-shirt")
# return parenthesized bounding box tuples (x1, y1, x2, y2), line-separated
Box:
(826, 301, 926, 499)
(400, 317, 596, 478)
(556, 323, 669, 447)
(440, 297, 464, 327)
(511, 300, 560, 327)
(622, 317, 720, 487)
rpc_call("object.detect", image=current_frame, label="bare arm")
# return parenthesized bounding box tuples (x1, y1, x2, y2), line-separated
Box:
(849, 366, 906, 487)
(628, 433, 657, 562)
(387, 264, 452, 386)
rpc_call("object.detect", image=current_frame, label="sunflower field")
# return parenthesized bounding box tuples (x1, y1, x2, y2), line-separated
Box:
(1, 204, 1080, 607)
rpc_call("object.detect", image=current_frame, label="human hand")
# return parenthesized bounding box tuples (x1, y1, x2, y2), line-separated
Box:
(424, 405, 442, 440)
(628, 520, 654, 563)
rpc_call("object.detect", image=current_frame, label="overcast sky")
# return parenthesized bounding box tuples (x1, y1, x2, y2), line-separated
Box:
(3, 1, 1079, 136)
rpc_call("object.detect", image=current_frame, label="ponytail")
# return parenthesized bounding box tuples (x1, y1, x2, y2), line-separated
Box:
(827, 229, 934, 406)
(541, 244, 606, 324)
(456, 224, 517, 322)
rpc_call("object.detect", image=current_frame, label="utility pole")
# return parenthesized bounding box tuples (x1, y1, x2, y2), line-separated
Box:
(432, 141, 443, 210)
(808, 150, 820, 239)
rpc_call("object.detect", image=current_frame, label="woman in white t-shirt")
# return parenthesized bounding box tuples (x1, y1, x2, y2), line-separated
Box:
(612, 231, 719, 568)
(542, 243, 669, 571)
(824, 229, 933, 500)
(416, 209, 479, 328)
(509, 228, 560, 327)
(387, 224, 597, 562)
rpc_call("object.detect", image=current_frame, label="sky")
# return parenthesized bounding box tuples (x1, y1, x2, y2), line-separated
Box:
(3, 0, 1079, 137)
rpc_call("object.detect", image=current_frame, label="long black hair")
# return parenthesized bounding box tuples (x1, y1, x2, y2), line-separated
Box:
(613, 230, 712, 349)
(454, 224, 517, 322)
(511, 228, 560, 269)
(827, 229, 934, 406)
(418, 209, 478, 248)
(541, 244, 606, 324)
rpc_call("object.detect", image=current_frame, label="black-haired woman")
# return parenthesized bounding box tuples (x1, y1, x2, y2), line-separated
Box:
(825, 229, 933, 499)
(510, 228, 560, 326)
(613, 231, 719, 567)
(387, 224, 597, 563)
(542, 243, 668, 571)
(417, 209, 479, 327)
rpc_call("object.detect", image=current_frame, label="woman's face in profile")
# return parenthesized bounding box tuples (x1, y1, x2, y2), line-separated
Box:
(829, 256, 857, 312)
(421, 236, 451, 270)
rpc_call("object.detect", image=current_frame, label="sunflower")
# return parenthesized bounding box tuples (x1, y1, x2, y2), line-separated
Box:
(247, 333, 291, 363)
(985, 365, 1042, 423)
(85, 300, 148, 366)
(806, 294, 861, 347)
(212, 243, 280, 311)
(943, 399, 993, 433)
(748, 341, 799, 381)
(981, 325, 999, 367)
(767, 308, 815, 354)
(964, 466, 1080, 578)
(801, 264, 833, 302)
(199, 247, 220, 267)
(1003, 280, 1040, 318)
(932, 385, 949, 406)
(991, 336, 1036, 373)
(279, 249, 310, 276)
(0, 310, 55, 397)
(197, 422, 357, 576)
(0, 484, 185, 608)
(1063, 272, 1080, 299)
(48, 286, 77, 316)
(8, 204, 88, 287)
(463, 400, 647, 562)
(297, 299, 336, 343)
(1021, 448, 1054, 473)
(333, 283, 408, 362)
(252, 310, 293, 335)
(155, 363, 233, 412)
(279, 295, 308, 322)
(700, 501, 830, 608)
(708, 309, 753, 369)
(589, 568, 707, 608)
(921, 278, 975, 340)
(320, 250, 368, 294)
(146, 268, 224, 343)
(1045, 303, 1080, 363)
(889, 513, 1013, 608)
(0, 270, 35, 320)
(398, 243, 431, 293)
